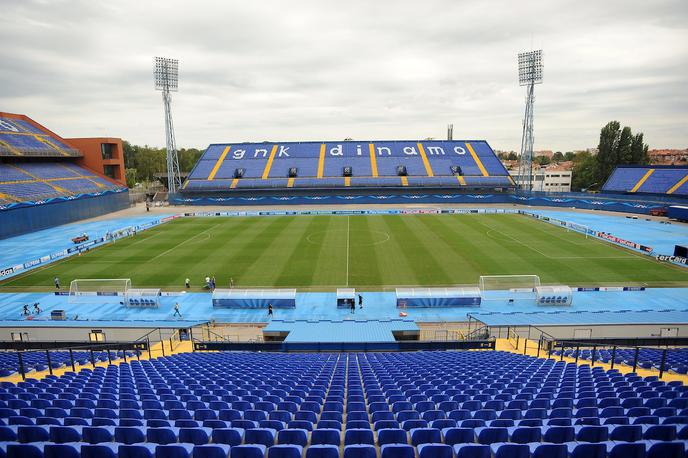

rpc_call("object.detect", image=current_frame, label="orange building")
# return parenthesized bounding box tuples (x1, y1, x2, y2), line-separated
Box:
(65, 137, 126, 186)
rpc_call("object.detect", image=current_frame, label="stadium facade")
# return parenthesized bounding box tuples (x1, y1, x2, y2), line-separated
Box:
(0, 112, 128, 239)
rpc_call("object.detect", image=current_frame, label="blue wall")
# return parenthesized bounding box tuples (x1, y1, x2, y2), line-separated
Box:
(172, 191, 687, 215)
(0, 191, 129, 240)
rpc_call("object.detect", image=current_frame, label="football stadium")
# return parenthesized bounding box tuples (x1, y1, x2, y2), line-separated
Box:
(1, 2, 688, 458)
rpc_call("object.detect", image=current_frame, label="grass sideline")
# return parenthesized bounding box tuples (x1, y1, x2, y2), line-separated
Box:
(2, 213, 688, 291)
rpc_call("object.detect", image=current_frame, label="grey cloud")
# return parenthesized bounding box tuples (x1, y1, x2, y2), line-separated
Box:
(0, 0, 686, 151)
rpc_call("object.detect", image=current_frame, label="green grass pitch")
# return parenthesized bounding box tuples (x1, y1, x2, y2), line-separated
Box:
(2, 213, 688, 291)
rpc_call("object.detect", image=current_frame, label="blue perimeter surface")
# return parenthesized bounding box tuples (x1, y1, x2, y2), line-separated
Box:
(0, 214, 174, 271)
(533, 210, 688, 256)
(264, 319, 418, 342)
(0, 288, 686, 328)
(0, 209, 686, 330)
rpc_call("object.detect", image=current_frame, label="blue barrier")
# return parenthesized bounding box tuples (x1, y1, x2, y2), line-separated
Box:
(171, 192, 687, 215)
(0, 190, 129, 239)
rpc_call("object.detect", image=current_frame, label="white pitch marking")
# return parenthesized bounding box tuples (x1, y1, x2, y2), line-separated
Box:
(346, 215, 350, 286)
(148, 223, 220, 262)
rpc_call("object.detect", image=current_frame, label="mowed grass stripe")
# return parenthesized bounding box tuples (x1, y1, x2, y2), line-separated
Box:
(417, 215, 503, 278)
(396, 216, 457, 285)
(477, 215, 604, 284)
(176, 217, 265, 288)
(217, 216, 295, 287)
(3, 214, 688, 291)
(475, 215, 635, 284)
(348, 215, 384, 287)
(272, 216, 334, 286)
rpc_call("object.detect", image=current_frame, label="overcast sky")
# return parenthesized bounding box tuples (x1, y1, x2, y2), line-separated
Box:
(1, 0, 686, 152)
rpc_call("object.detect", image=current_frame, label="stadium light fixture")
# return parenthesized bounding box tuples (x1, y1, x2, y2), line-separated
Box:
(516, 50, 543, 193)
(154, 57, 182, 195)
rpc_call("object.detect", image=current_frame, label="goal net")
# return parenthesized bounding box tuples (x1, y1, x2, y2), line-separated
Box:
(479, 275, 541, 301)
(68, 279, 131, 304)
(565, 222, 590, 238)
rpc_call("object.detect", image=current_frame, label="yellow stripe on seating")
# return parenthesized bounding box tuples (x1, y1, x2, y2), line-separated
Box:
(457, 176, 466, 185)
(508, 176, 515, 185)
(261, 145, 279, 179)
(630, 169, 654, 192)
(401, 176, 408, 186)
(466, 142, 489, 177)
(230, 178, 239, 189)
(34, 135, 69, 157)
(416, 143, 434, 177)
(667, 174, 688, 195)
(0, 191, 17, 202)
(369, 143, 378, 177)
(287, 177, 295, 188)
(317, 144, 326, 178)
(182, 180, 189, 190)
(344, 177, 351, 187)
(208, 146, 230, 180)
(0, 139, 21, 156)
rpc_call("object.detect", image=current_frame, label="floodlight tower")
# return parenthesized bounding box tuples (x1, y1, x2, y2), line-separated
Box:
(516, 50, 543, 192)
(154, 57, 182, 194)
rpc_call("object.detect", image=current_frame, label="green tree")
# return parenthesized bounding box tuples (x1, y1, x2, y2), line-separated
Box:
(631, 133, 649, 164)
(571, 151, 598, 191)
(564, 151, 575, 161)
(617, 126, 633, 164)
(597, 121, 621, 182)
(125, 168, 137, 188)
(507, 152, 518, 161)
(552, 151, 564, 162)
(534, 155, 551, 166)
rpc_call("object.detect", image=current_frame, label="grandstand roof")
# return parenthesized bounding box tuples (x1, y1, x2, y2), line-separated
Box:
(0, 112, 81, 158)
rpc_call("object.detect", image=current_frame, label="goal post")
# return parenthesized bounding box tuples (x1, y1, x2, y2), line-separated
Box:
(68, 279, 131, 303)
(565, 222, 590, 238)
(479, 275, 541, 301)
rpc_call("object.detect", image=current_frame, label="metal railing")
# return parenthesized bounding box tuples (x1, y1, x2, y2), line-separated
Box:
(540, 338, 688, 380)
(0, 340, 148, 380)
(193, 339, 496, 353)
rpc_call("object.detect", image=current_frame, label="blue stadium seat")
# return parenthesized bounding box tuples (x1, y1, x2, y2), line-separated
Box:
(342, 444, 376, 458)
(230, 444, 267, 458)
(380, 444, 415, 458)
(311, 428, 340, 446)
(453, 444, 491, 458)
(305, 445, 340, 458)
(267, 445, 302, 458)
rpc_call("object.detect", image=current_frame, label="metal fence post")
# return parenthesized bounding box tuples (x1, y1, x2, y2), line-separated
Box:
(516, 335, 520, 350)
(106, 349, 112, 365)
(659, 349, 667, 379)
(147, 338, 152, 359)
(523, 339, 528, 355)
(537, 338, 541, 358)
(69, 349, 76, 372)
(122, 348, 127, 363)
(560, 342, 564, 361)
(632, 347, 639, 373)
(17, 351, 26, 380)
(611, 346, 616, 370)
(591, 346, 596, 366)
(575, 345, 580, 364)
(90, 349, 95, 368)
(46, 350, 53, 375)
(159, 329, 166, 357)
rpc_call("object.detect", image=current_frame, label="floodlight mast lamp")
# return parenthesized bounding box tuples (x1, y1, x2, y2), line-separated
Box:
(154, 57, 182, 195)
(516, 50, 543, 193)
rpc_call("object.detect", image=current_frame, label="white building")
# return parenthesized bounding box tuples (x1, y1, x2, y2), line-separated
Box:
(513, 168, 572, 192)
